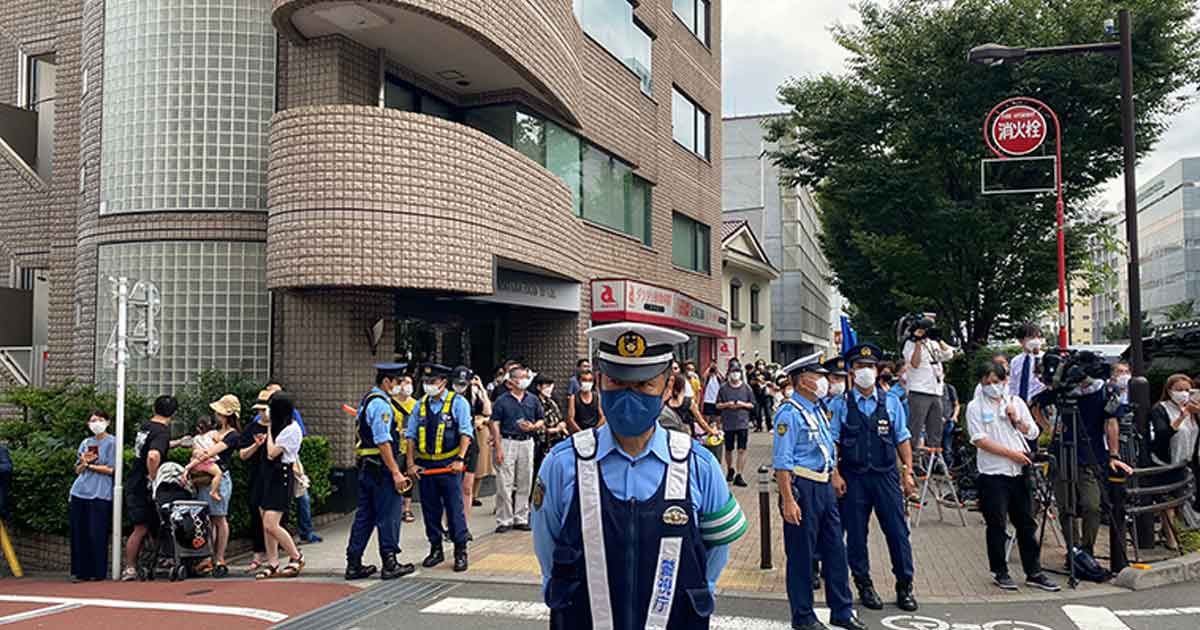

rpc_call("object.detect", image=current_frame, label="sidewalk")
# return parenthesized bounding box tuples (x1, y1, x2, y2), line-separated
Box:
(299, 435, 1139, 603)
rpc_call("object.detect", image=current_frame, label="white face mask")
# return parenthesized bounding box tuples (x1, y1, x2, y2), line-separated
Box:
(517, 376, 532, 390)
(854, 367, 877, 390)
(1026, 339, 1043, 353)
(88, 420, 109, 435)
(398, 383, 413, 398)
(829, 381, 846, 396)
(1170, 390, 1190, 405)
(1115, 374, 1131, 389)
(729, 371, 743, 384)
(984, 383, 1005, 400)
(580, 381, 594, 393)
(813, 376, 830, 399)
(686, 370, 697, 379)
(389, 383, 404, 397)
(424, 383, 443, 397)
(541, 385, 555, 398)
(453, 383, 469, 394)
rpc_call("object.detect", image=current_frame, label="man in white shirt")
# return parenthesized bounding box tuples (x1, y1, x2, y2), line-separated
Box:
(967, 363, 1059, 593)
(902, 323, 944, 449)
(1008, 324, 1045, 403)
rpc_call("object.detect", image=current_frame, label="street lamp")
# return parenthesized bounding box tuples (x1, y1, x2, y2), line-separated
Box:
(969, 10, 1143, 377)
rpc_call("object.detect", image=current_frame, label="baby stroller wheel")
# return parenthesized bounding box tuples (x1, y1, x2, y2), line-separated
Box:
(169, 565, 186, 582)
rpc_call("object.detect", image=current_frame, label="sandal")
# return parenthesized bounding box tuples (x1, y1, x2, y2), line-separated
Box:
(279, 554, 305, 578)
(403, 511, 415, 523)
(254, 564, 279, 580)
(212, 563, 229, 578)
(245, 559, 263, 574)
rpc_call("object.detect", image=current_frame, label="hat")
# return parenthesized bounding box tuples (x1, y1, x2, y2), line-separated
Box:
(209, 394, 241, 417)
(532, 373, 555, 387)
(587, 322, 688, 383)
(374, 362, 408, 380)
(822, 355, 848, 376)
(252, 389, 272, 411)
(781, 351, 829, 377)
(727, 359, 743, 373)
(451, 366, 473, 384)
(419, 363, 452, 380)
(846, 343, 882, 365)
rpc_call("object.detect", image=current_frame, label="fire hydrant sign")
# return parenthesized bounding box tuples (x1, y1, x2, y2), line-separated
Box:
(990, 105, 1047, 156)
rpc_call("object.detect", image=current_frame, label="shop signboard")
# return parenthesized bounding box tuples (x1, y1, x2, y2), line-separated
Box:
(590, 279, 727, 338)
(715, 337, 738, 373)
(472, 269, 580, 312)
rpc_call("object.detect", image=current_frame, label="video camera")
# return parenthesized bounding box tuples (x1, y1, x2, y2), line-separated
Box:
(896, 312, 941, 344)
(1038, 348, 1111, 396)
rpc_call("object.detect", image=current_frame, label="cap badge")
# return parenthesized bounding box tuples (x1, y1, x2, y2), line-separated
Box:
(861, 347, 873, 357)
(424, 366, 432, 374)
(818, 353, 825, 364)
(662, 505, 689, 526)
(777, 423, 788, 436)
(617, 332, 647, 358)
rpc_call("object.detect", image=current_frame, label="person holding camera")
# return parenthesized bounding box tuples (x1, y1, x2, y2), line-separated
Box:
(1054, 363, 1134, 559)
(902, 319, 943, 451)
(968, 364, 1060, 592)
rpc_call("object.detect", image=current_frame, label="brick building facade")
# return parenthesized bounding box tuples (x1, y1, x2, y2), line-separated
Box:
(0, 0, 725, 469)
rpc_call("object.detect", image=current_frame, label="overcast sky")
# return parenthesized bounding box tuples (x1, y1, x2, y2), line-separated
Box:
(721, 0, 1200, 210)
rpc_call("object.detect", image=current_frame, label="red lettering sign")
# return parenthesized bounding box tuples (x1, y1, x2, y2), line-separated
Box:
(990, 105, 1047, 156)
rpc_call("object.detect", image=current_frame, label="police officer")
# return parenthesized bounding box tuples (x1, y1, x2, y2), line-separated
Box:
(533, 323, 746, 629)
(831, 344, 918, 612)
(406, 363, 474, 572)
(822, 356, 849, 407)
(345, 363, 416, 580)
(774, 352, 865, 630)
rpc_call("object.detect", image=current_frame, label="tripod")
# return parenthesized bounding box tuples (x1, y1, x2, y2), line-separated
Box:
(1006, 454, 1062, 562)
(910, 447, 967, 528)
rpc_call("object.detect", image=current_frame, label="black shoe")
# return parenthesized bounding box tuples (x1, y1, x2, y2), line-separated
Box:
(422, 545, 445, 568)
(993, 574, 1018, 591)
(733, 474, 748, 487)
(495, 525, 511, 534)
(829, 616, 867, 630)
(514, 523, 532, 532)
(856, 581, 883, 610)
(466, 531, 474, 542)
(792, 622, 828, 630)
(727, 468, 736, 482)
(380, 554, 416, 580)
(344, 560, 378, 580)
(472, 499, 483, 507)
(453, 545, 468, 572)
(896, 581, 918, 611)
(1025, 572, 1061, 592)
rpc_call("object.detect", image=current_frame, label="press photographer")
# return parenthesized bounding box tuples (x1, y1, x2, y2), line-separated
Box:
(899, 313, 956, 449)
(1040, 350, 1135, 561)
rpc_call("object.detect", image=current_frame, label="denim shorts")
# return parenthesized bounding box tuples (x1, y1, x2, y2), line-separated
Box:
(197, 472, 233, 517)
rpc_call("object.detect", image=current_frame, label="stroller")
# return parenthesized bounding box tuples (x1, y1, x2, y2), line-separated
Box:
(141, 462, 214, 581)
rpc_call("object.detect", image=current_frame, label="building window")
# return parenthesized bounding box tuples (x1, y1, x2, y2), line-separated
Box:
(672, 213, 710, 273)
(750, 285, 761, 324)
(730, 278, 742, 322)
(384, 74, 455, 120)
(582, 145, 651, 245)
(672, 87, 709, 159)
(574, 0, 653, 95)
(672, 0, 709, 46)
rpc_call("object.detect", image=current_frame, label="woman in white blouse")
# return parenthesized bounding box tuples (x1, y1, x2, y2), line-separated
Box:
(1149, 374, 1200, 544)
(255, 393, 305, 579)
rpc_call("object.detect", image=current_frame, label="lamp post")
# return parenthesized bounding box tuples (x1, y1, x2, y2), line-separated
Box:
(969, 9, 1143, 375)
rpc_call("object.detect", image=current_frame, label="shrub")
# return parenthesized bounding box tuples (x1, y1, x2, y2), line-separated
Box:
(0, 381, 152, 448)
(175, 370, 266, 435)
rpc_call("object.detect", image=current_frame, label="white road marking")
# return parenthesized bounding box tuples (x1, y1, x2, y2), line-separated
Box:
(1062, 605, 1131, 630)
(0, 595, 288, 623)
(419, 596, 827, 629)
(0, 603, 81, 625)
(1115, 606, 1200, 616)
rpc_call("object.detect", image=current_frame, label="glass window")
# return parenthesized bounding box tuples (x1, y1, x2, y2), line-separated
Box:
(673, 87, 709, 159)
(730, 281, 742, 321)
(546, 122, 582, 215)
(628, 24, 652, 95)
(514, 111, 546, 164)
(750, 286, 761, 324)
(421, 94, 454, 120)
(673, 0, 709, 45)
(625, 173, 651, 245)
(575, 0, 653, 95)
(672, 212, 710, 273)
(384, 76, 417, 111)
(583, 145, 623, 232)
(464, 105, 516, 145)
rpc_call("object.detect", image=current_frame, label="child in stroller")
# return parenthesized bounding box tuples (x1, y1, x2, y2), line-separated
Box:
(142, 462, 214, 581)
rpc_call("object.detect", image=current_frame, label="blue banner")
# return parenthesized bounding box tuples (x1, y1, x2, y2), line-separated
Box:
(840, 315, 858, 355)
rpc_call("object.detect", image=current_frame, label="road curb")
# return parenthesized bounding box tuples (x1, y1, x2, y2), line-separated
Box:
(1113, 551, 1200, 590)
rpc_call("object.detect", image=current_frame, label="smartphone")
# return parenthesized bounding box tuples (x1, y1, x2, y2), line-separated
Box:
(87, 445, 99, 457)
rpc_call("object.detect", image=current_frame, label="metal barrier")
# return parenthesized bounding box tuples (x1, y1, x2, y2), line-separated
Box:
(1109, 459, 1195, 573)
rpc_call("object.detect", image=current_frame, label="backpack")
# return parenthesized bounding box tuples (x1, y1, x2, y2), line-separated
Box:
(1070, 547, 1111, 582)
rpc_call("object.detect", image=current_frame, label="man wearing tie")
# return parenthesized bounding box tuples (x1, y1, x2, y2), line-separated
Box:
(1008, 324, 1048, 448)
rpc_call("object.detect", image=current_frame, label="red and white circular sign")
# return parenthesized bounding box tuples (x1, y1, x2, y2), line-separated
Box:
(990, 105, 1047, 156)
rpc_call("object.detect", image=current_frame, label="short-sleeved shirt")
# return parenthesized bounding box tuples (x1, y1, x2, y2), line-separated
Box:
(129, 420, 170, 497)
(717, 382, 754, 431)
(404, 391, 475, 442)
(830, 388, 912, 446)
(566, 375, 581, 397)
(239, 419, 270, 479)
(70, 434, 117, 501)
(491, 390, 546, 437)
(364, 386, 397, 446)
(532, 424, 746, 595)
(772, 394, 835, 474)
(902, 339, 941, 396)
(275, 422, 303, 464)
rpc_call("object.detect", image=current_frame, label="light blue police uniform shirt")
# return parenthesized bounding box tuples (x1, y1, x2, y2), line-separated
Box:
(773, 393, 835, 473)
(404, 390, 474, 442)
(532, 424, 734, 594)
(829, 388, 912, 446)
(69, 434, 117, 501)
(365, 386, 396, 446)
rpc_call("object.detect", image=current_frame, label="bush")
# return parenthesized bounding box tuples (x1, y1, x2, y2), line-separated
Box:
(8, 436, 332, 537)
(175, 370, 265, 435)
(0, 381, 152, 448)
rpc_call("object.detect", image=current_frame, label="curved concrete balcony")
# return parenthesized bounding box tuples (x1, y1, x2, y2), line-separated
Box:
(273, 0, 583, 126)
(266, 105, 587, 292)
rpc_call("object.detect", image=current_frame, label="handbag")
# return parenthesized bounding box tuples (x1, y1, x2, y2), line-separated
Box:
(293, 471, 311, 498)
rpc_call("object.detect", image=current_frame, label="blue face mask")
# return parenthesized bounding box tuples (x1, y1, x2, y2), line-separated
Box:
(600, 388, 665, 437)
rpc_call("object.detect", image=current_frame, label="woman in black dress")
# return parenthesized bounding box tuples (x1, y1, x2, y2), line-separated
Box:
(238, 390, 272, 573)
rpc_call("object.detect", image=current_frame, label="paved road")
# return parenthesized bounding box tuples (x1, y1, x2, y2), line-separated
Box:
(278, 578, 1200, 630)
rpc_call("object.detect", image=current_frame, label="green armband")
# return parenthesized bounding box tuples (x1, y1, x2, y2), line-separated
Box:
(700, 495, 748, 547)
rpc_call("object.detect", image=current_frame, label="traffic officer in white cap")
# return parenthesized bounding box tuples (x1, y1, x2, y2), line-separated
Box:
(774, 352, 865, 630)
(533, 322, 747, 629)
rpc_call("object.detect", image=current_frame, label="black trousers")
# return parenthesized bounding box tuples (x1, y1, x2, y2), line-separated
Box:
(69, 496, 112, 580)
(977, 473, 1042, 578)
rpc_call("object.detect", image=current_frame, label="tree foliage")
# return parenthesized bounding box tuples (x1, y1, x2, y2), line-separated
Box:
(1102, 311, 1154, 342)
(1165, 299, 1196, 322)
(765, 0, 1200, 349)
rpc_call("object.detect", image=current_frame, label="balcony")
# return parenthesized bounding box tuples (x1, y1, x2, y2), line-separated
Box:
(272, 0, 583, 125)
(266, 105, 588, 292)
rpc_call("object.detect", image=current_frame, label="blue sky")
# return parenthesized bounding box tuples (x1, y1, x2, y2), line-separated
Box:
(721, 0, 1200, 209)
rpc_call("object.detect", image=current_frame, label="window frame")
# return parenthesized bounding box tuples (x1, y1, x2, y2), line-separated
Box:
(671, 86, 710, 160)
(672, 0, 710, 47)
(671, 212, 710, 274)
(750, 285, 761, 325)
(730, 277, 742, 322)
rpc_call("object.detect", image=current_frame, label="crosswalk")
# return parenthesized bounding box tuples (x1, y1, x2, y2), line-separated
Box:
(418, 597, 1200, 630)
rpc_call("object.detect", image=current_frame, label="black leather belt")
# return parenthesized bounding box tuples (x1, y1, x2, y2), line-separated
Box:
(502, 433, 531, 441)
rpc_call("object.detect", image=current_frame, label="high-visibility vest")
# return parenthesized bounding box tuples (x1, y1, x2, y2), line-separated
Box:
(415, 391, 461, 461)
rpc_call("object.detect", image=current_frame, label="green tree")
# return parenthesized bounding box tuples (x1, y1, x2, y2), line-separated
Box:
(765, 0, 1200, 350)
(1165, 299, 1196, 322)
(1102, 311, 1154, 341)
